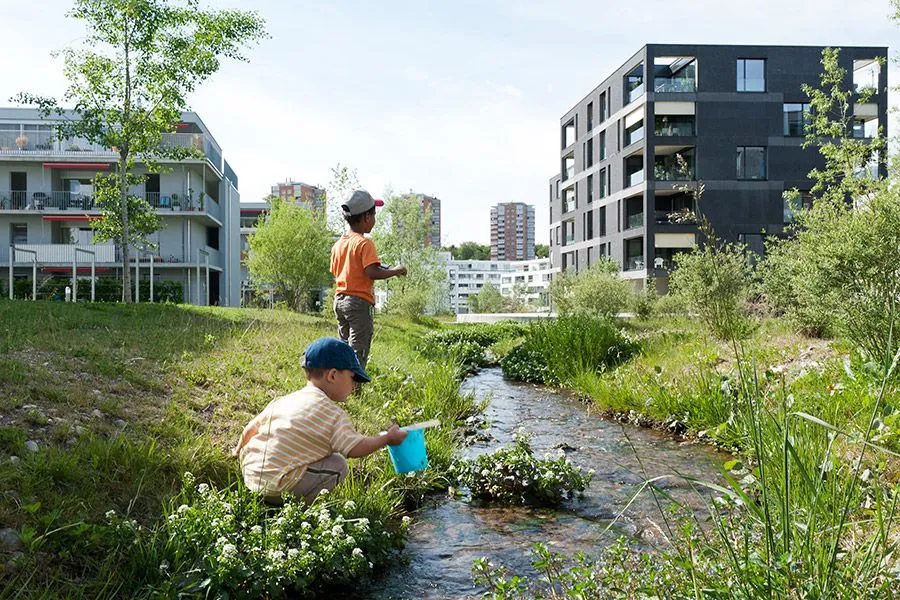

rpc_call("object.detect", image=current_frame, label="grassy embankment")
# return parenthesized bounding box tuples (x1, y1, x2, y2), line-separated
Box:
(0, 301, 476, 597)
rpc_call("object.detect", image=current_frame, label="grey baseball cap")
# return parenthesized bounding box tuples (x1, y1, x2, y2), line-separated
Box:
(341, 189, 384, 217)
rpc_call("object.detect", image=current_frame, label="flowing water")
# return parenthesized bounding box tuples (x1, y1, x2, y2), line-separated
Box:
(364, 368, 728, 599)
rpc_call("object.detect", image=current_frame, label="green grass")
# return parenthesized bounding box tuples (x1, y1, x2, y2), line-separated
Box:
(0, 300, 476, 597)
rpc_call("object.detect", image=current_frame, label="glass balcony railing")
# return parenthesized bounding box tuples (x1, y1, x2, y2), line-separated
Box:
(655, 121, 695, 136)
(625, 212, 644, 229)
(627, 83, 645, 104)
(626, 170, 645, 188)
(654, 78, 696, 92)
(654, 165, 694, 181)
(0, 189, 215, 212)
(625, 126, 644, 146)
(625, 256, 645, 271)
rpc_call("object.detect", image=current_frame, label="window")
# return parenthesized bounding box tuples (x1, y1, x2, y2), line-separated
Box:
(587, 174, 594, 204)
(598, 168, 607, 198)
(598, 206, 606, 237)
(737, 146, 766, 180)
(599, 91, 608, 122)
(737, 59, 765, 92)
(11, 223, 27, 245)
(655, 115, 695, 136)
(783, 190, 813, 223)
(783, 103, 811, 136)
(585, 138, 593, 168)
(587, 101, 594, 130)
(625, 64, 644, 104)
(206, 226, 220, 250)
(598, 132, 606, 160)
(586, 209, 594, 240)
(625, 119, 644, 146)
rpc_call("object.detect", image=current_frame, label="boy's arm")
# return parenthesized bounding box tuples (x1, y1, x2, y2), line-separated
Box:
(232, 417, 261, 457)
(364, 264, 407, 280)
(346, 425, 408, 459)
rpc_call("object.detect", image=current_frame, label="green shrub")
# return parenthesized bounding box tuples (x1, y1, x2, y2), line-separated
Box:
(669, 240, 755, 340)
(116, 473, 408, 598)
(499, 342, 557, 385)
(549, 257, 632, 318)
(419, 323, 529, 370)
(452, 433, 592, 506)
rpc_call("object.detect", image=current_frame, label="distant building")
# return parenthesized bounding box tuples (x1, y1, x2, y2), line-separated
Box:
(413, 193, 441, 247)
(490, 202, 535, 261)
(270, 179, 325, 211)
(239, 200, 270, 304)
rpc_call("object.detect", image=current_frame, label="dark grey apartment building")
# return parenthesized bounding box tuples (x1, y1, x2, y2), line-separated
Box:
(548, 44, 887, 291)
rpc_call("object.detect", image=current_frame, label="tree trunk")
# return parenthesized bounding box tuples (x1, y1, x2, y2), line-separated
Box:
(120, 154, 132, 303)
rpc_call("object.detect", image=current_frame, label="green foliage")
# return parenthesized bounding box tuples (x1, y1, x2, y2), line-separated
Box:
(36, 276, 182, 303)
(118, 473, 407, 598)
(467, 281, 504, 313)
(444, 241, 491, 260)
(374, 192, 447, 317)
(418, 323, 528, 371)
(452, 433, 592, 506)
(13, 0, 267, 302)
(534, 243, 549, 259)
(325, 163, 361, 234)
(247, 198, 333, 312)
(802, 48, 885, 204)
(549, 257, 632, 318)
(669, 239, 755, 340)
(500, 318, 639, 386)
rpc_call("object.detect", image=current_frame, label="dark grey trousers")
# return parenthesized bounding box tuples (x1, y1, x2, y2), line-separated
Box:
(334, 293, 374, 368)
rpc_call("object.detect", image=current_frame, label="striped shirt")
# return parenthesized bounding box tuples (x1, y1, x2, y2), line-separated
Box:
(236, 384, 364, 494)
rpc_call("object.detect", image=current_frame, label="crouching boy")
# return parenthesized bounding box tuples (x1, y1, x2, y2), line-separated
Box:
(234, 336, 407, 503)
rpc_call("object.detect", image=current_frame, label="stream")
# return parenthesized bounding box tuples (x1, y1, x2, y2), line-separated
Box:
(364, 368, 728, 599)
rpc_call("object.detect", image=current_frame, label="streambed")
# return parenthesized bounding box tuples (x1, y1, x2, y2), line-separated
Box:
(365, 368, 727, 599)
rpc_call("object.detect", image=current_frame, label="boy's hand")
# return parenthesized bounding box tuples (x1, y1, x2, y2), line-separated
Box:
(395, 265, 407, 277)
(385, 425, 408, 446)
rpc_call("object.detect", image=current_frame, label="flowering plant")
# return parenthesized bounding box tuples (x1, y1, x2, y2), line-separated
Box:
(452, 432, 592, 506)
(150, 473, 407, 598)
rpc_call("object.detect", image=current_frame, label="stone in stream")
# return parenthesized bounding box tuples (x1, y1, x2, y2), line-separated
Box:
(554, 442, 578, 452)
(24, 441, 39, 453)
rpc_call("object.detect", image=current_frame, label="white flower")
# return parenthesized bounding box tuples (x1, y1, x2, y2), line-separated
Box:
(197, 483, 210, 495)
(352, 547, 364, 558)
(158, 560, 169, 574)
(317, 488, 329, 496)
(331, 524, 344, 536)
(344, 500, 356, 510)
(346, 535, 356, 546)
(250, 525, 262, 535)
(401, 516, 411, 526)
(301, 521, 311, 530)
(267, 549, 285, 561)
(221, 543, 237, 557)
(288, 548, 299, 559)
(368, 561, 374, 569)
(105, 509, 117, 521)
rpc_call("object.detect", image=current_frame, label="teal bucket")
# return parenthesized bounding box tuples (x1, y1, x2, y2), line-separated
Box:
(387, 428, 429, 473)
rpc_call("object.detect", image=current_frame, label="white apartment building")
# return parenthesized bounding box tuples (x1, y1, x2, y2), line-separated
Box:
(375, 253, 556, 314)
(0, 108, 241, 305)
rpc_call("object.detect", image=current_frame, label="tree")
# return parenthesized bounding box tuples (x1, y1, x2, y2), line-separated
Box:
(762, 48, 890, 342)
(246, 198, 332, 312)
(14, 0, 266, 302)
(373, 191, 446, 317)
(468, 281, 504, 313)
(325, 163, 361, 235)
(447, 242, 491, 260)
(535, 244, 549, 258)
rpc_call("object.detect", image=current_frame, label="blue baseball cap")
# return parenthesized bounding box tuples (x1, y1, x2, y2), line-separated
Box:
(302, 337, 371, 383)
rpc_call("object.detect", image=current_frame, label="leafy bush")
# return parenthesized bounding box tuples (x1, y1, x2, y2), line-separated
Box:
(669, 240, 756, 340)
(128, 473, 407, 598)
(419, 323, 529, 370)
(549, 257, 632, 318)
(499, 342, 557, 385)
(452, 433, 592, 506)
(762, 186, 900, 364)
(500, 318, 639, 385)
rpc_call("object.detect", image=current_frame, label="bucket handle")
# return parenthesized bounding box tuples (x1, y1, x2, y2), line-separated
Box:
(400, 420, 440, 432)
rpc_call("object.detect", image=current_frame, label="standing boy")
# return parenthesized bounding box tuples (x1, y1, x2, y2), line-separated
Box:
(235, 336, 408, 502)
(330, 189, 406, 368)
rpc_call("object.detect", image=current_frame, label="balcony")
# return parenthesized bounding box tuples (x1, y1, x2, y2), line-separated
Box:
(655, 208, 696, 225)
(0, 189, 216, 213)
(654, 57, 697, 93)
(655, 116, 695, 137)
(654, 165, 694, 181)
(13, 244, 117, 263)
(626, 169, 645, 188)
(625, 256, 645, 271)
(0, 130, 222, 171)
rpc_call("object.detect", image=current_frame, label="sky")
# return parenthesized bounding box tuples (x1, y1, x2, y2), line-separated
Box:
(1, 0, 898, 245)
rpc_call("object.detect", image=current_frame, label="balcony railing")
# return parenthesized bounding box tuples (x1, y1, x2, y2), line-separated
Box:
(0, 130, 222, 170)
(654, 165, 694, 181)
(654, 78, 696, 93)
(625, 256, 645, 271)
(1, 189, 215, 212)
(655, 208, 697, 225)
(625, 212, 644, 229)
(14, 244, 117, 263)
(655, 121, 695, 136)
(627, 83, 645, 104)
(626, 170, 645, 188)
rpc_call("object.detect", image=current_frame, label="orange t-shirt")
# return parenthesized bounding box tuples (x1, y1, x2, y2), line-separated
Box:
(330, 232, 380, 305)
